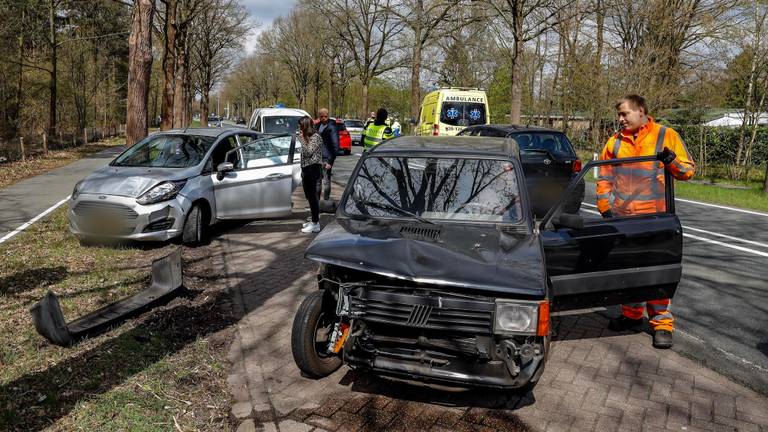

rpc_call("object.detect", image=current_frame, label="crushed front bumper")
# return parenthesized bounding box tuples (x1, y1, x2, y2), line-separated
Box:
(68, 193, 190, 241)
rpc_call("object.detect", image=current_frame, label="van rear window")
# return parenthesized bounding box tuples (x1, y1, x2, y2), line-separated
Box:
(440, 102, 487, 127)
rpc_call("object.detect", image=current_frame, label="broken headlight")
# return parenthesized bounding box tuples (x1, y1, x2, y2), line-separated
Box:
(494, 300, 539, 335)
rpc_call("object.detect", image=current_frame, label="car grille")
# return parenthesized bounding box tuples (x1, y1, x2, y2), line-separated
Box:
(73, 201, 138, 220)
(349, 289, 494, 334)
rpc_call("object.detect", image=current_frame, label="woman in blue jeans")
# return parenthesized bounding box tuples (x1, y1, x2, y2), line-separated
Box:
(297, 116, 323, 233)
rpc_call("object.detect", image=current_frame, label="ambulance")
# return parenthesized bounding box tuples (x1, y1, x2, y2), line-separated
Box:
(415, 88, 490, 136)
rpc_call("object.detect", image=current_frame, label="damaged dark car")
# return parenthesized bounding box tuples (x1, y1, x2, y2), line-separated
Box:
(291, 136, 682, 390)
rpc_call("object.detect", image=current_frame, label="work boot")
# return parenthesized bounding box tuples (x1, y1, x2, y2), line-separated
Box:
(653, 330, 673, 349)
(608, 315, 643, 332)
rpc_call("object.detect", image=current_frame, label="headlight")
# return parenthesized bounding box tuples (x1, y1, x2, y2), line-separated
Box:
(494, 300, 539, 335)
(136, 180, 186, 205)
(71, 180, 84, 200)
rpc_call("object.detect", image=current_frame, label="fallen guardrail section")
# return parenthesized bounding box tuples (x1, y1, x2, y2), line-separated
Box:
(30, 248, 184, 346)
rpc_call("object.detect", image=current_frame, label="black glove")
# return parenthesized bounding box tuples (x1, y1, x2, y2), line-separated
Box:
(657, 147, 676, 166)
(601, 210, 613, 218)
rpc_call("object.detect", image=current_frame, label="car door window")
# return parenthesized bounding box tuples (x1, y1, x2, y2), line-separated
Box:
(210, 136, 238, 169)
(226, 135, 295, 170)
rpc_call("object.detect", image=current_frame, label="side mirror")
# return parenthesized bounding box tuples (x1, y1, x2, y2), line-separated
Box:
(216, 162, 234, 180)
(409, 117, 418, 126)
(553, 212, 583, 230)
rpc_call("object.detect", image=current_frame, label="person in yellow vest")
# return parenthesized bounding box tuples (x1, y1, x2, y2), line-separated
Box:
(362, 108, 394, 151)
(599, 94, 695, 349)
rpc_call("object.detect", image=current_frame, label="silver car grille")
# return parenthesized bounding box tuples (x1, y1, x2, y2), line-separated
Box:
(73, 201, 139, 220)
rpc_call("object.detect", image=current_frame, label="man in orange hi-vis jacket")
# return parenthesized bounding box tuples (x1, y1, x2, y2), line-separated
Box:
(598, 94, 695, 349)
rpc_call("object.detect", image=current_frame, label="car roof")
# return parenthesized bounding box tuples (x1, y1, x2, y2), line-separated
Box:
(467, 124, 564, 134)
(368, 136, 520, 159)
(159, 127, 235, 138)
(255, 107, 310, 117)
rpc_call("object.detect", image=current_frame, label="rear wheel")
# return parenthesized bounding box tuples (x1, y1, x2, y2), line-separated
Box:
(182, 204, 205, 246)
(291, 290, 343, 378)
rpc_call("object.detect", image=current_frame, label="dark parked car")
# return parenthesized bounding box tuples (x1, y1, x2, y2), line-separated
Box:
(291, 136, 682, 390)
(457, 125, 584, 216)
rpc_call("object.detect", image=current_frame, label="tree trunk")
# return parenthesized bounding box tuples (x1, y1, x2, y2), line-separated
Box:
(591, 0, 605, 151)
(172, 27, 187, 128)
(126, 0, 154, 146)
(764, 162, 768, 193)
(160, 0, 177, 130)
(509, 1, 524, 125)
(49, 0, 58, 139)
(362, 81, 369, 119)
(14, 10, 24, 136)
(410, 24, 423, 122)
(201, 90, 209, 124)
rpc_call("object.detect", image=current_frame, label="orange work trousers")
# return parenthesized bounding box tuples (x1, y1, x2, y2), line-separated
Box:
(621, 299, 673, 332)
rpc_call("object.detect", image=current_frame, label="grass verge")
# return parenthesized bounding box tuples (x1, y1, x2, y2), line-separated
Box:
(0, 136, 125, 189)
(0, 208, 236, 431)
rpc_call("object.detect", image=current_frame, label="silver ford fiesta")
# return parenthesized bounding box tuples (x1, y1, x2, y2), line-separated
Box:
(69, 128, 301, 244)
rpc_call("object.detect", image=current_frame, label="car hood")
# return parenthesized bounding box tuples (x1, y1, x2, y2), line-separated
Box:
(305, 219, 546, 297)
(77, 165, 197, 198)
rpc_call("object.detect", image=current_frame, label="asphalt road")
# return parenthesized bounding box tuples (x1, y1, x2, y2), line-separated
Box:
(334, 146, 768, 395)
(0, 146, 125, 243)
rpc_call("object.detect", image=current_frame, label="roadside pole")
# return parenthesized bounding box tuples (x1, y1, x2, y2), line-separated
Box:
(20, 137, 25, 161)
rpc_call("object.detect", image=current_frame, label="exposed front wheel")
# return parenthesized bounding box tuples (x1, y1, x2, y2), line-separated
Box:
(291, 290, 343, 378)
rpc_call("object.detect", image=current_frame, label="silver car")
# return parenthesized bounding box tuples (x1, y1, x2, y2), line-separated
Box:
(69, 128, 301, 244)
(343, 119, 365, 145)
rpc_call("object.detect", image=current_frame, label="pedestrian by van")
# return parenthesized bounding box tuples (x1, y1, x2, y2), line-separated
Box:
(415, 88, 490, 136)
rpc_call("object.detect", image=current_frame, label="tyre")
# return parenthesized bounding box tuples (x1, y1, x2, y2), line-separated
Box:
(344, 148, 351, 155)
(182, 203, 205, 246)
(291, 290, 343, 378)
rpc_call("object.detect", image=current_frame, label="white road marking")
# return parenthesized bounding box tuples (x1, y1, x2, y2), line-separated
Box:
(0, 196, 70, 245)
(354, 153, 362, 156)
(675, 198, 768, 218)
(682, 226, 768, 249)
(676, 329, 768, 374)
(580, 203, 768, 257)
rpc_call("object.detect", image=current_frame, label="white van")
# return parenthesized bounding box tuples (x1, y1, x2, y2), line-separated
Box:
(249, 107, 311, 135)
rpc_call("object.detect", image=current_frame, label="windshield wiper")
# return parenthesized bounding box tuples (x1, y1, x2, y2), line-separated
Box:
(357, 200, 435, 225)
(521, 148, 555, 159)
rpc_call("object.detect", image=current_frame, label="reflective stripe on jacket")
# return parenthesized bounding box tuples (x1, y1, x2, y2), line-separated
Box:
(363, 124, 394, 149)
(597, 118, 695, 215)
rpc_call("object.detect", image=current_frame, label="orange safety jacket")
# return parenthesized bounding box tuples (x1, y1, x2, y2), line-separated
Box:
(597, 118, 695, 215)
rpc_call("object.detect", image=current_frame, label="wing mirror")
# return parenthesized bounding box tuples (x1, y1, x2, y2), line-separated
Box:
(409, 117, 418, 125)
(216, 162, 234, 180)
(553, 212, 584, 230)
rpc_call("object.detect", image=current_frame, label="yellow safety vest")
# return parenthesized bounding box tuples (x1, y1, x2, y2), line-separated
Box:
(363, 124, 394, 149)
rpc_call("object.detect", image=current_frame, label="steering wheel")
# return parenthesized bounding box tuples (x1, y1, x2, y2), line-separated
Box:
(455, 202, 496, 215)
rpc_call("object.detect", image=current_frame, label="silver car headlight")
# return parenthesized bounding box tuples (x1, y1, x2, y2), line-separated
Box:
(136, 180, 186, 205)
(71, 180, 84, 201)
(494, 300, 539, 335)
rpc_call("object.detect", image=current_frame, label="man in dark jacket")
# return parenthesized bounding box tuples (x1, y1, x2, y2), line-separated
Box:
(315, 108, 339, 201)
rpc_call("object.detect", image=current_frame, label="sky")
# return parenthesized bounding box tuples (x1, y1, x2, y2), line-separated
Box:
(240, 0, 298, 53)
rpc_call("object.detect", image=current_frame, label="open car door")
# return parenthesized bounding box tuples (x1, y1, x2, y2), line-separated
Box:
(540, 155, 682, 311)
(213, 135, 297, 219)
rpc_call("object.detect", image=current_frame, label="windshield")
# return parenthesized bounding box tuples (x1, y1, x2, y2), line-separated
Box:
(440, 102, 487, 127)
(112, 134, 215, 168)
(344, 156, 522, 223)
(513, 132, 576, 158)
(263, 116, 301, 134)
(344, 120, 364, 128)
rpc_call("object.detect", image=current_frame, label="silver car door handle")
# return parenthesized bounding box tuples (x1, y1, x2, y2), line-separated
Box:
(265, 173, 285, 180)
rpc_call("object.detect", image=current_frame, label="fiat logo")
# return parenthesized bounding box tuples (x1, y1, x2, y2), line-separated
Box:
(543, 159, 552, 165)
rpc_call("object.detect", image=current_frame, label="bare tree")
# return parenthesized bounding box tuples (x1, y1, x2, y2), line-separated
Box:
(485, 0, 577, 124)
(310, 0, 406, 116)
(191, 0, 249, 122)
(126, 0, 155, 146)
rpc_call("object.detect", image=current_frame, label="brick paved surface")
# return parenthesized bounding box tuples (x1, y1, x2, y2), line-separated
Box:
(223, 188, 768, 432)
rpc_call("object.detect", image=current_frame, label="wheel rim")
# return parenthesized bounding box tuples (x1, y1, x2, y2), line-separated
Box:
(313, 311, 335, 359)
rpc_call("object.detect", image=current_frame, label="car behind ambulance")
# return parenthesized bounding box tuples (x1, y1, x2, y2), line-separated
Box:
(415, 88, 490, 136)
